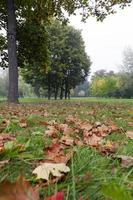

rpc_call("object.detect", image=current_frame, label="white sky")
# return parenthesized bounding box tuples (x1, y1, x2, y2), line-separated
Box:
(69, 2, 133, 76)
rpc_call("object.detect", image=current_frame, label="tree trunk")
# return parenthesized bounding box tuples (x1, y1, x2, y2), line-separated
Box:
(68, 88, 70, 99)
(48, 73, 51, 100)
(54, 85, 58, 100)
(65, 80, 68, 99)
(60, 85, 64, 100)
(6, 0, 19, 103)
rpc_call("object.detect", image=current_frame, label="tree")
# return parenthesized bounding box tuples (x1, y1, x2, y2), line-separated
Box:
(22, 21, 91, 99)
(0, 0, 132, 103)
(117, 72, 133, 98)
(6, 0, 18, 103)
(92, 69, 115, 80)
(0, 34, 7, 69)
(91, 72, 122, 97)
(121, 47, 133, 73)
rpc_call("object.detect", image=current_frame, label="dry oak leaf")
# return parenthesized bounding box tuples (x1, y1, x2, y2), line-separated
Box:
(60, 136, 74, 146)
(45, 126, 58, 137)
(45, 191, 64, 200)
(33, 163, 70, 181)
(0, 176, 39, 200)
(45, 142, 73, 163)
(84, 134, 102, 147)
(125, 130, 133, 139)
(50, 151, 73, 164)
(79, 122, 93, 132)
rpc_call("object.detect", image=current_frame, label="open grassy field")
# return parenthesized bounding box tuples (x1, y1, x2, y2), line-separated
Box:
(0, 98, 133, 200)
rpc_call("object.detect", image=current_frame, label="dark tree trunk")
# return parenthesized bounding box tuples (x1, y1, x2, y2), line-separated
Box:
(67, 74, 70, 99)
(60, 85, 64, 100)
(48, 74, 51, 100)
(54, 85, 58, 100)
(68, 88, 70, 99)
(65, 80, 68, 99)
(6, 0, 19, 103)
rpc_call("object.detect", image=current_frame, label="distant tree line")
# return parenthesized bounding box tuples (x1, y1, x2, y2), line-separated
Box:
(91, 47, 133, 98)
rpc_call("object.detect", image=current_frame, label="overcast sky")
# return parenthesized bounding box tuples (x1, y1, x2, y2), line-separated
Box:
(70, 2, 133, 76)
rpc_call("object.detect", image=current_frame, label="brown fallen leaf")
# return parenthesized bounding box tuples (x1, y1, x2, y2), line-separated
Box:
(84, 134, 102, 147)
(0, 134, 15, 142)
(0, 176, 39, 200)
(51, 151, 73, 164)
(125, 130, 133, 139)
(45, 142, 73, 164)
(116, 155, 133, 168)
(79, 122, 93, 132)
(60, 136, 74, 146)
(99, 141, 119, 155)
(109, 124, 119, 132)
(45, 126, 58, 137)
(0, 134, 15, 150)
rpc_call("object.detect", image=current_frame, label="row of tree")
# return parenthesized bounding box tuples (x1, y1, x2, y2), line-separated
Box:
(21, 21, 91, 99)
(0, 0, 131, 103)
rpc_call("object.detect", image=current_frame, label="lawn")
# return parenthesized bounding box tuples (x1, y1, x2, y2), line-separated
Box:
(0, 98, 133, 200)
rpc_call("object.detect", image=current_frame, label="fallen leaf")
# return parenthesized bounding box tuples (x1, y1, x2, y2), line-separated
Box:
(84, 134, 102, 147)
(0, 176, 39, 200)
(99, 141, 118, 155)
(0, 134, 15, 142)
(79, 122, 93, 132)
(0, 134, 15, 151)
(45, 143, 73, 164)
(125, 130, 133, 139)
(60, 136, 74, 146)
(109, 124, 119, 132)
(95, 122, 101, 127)
(19, 119, 27, 128)
(116, 155, 133, 167)
(33, 163, 70, 181)
(45, 191, 64, 200)
(45, 126, 58, 137)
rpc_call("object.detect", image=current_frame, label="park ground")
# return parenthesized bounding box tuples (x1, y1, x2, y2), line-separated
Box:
(0, 97, 133, 200)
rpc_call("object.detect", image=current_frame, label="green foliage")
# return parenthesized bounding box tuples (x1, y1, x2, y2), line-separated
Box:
(0, 0, 131, 70)
(91, 75, 121, 97)
(19, 76, 34, 97)
(22, 20, 91, 99)
(102, 183, 132, 200)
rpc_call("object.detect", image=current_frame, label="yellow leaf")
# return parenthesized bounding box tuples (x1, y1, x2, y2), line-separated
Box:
(32, 163, 70, 180)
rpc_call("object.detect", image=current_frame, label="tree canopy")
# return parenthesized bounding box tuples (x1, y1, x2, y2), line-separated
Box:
(22, 21, 91, 99)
